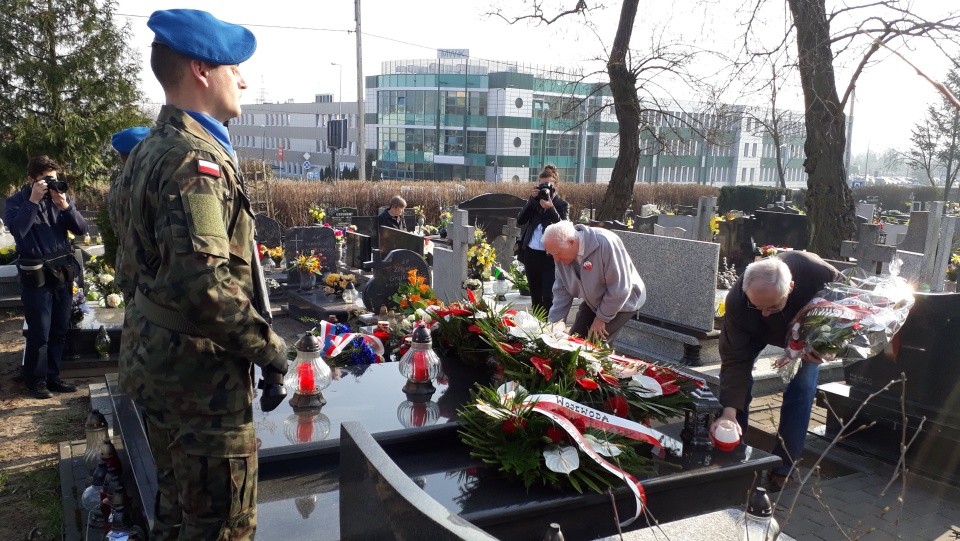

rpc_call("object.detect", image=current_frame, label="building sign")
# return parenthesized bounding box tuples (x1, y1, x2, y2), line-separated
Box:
(437, 48, 469, 59)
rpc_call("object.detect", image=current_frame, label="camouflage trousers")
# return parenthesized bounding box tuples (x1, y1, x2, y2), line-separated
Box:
(143, 408, 258, 541)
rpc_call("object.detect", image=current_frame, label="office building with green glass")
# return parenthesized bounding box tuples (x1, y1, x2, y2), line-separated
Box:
(365, 58, 618, 183)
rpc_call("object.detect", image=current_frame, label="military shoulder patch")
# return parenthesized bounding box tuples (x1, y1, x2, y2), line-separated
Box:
(186, 193, 228, 239)
(197, 159, 221, 177)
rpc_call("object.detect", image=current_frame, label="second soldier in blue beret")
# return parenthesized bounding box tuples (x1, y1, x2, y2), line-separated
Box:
(109, 9, 288, 541)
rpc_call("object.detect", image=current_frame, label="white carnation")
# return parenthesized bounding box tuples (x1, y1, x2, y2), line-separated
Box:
(99, 274, 115, 285)
(106, 293, 123, 308)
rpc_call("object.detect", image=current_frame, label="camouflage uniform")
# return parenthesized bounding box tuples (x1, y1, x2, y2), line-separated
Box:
(112, 105, 286, 540)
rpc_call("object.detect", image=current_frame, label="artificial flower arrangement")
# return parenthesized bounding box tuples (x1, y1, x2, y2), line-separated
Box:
(309, 205, 326, 224)
(457, 309, 700, 509)
(84, 256, 124, 308)
(389, 269, 442, 314)
(430, 289, 510, 368)
(467, 228, 496, 278)
(758, 245, 778, 258)
(438, 209, 452, 230)
(324, 272, 356, 295)
(69, 281, 90, 328)
(0, 245, 17, 265)
(503, 258, 529, 292)
(307, 319, 386, 368)
(710, 215, 723, 236)
(257, 244, 284, 265)
(289, 250, 325, 275)
(946, 252, 959, 282)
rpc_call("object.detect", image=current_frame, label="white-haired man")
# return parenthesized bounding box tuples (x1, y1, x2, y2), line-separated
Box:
(542, 221, 646, 342)
(712, 251, 839, 490)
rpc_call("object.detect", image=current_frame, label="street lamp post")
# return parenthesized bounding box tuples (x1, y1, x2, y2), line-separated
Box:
(331, 62, 342, 180)
(331, 62, 343, 118)
(539, 102, 550, 171)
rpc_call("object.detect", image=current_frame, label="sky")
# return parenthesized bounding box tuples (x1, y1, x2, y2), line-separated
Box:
(112, 0, 958, 157)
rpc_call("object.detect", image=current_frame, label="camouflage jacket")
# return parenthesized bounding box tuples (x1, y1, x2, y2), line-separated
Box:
(112, 105, 284, 416)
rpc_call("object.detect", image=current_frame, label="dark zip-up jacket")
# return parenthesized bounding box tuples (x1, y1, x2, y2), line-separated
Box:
(4, 185, 88, 260)
(718, 250, 839, 411)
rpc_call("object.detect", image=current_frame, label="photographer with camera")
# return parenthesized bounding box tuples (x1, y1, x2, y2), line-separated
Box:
(5, 155, 88, 399)
(516, 165, 568, 315)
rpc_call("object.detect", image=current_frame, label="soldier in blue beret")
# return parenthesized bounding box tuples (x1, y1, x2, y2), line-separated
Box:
(110, 126, 150, 157)
(110, 9, 288, 541)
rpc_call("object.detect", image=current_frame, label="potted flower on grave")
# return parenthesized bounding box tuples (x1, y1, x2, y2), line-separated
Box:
(389, 269, 441, 314)
(438, 209, 452, 238)
(944, 252, 958, 293)
(309, 205, 326, 224)
(504, 258, 529, 296)
(324, 272, 357, 297)
(467, 228, 496, 279)
(0, 245, 17, 265)
(290, 251, 323, 290)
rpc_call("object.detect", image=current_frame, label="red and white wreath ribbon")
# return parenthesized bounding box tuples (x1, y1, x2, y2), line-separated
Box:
(520, 394, 664, 527)
(322, 332, 385, 358)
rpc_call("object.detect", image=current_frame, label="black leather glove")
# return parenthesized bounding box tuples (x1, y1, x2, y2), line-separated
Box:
(258, 362, 287, 413)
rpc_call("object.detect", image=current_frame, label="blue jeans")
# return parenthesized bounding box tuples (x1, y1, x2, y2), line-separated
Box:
(21, 281, 71, 384)
(736, 360, 821, 476)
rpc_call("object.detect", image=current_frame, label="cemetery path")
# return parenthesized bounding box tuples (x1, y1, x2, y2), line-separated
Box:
(0, 310, 98, 541)
(0, 310, 309, 541)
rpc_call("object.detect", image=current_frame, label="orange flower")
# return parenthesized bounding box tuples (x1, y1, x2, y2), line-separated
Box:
(418, 284, 429, 294)
(408, 294, 422, 303)
(399, 299, 409, 308)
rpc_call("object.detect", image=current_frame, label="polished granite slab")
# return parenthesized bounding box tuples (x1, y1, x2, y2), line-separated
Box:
(109, 355, 779, 540)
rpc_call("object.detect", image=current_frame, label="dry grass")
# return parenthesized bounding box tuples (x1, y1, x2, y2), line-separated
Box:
(268, 179, 719, 228)
(69, 174, 720, 229)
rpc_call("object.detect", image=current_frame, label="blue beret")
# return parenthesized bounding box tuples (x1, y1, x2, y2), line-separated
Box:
(147, 9, 256, 65)
(111, 127, 151, 154)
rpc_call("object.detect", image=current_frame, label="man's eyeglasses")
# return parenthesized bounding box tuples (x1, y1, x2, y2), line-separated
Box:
(746, 296, 786, 313)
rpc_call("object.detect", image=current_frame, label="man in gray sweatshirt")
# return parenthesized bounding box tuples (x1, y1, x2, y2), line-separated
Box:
(543, 221, 646, 342)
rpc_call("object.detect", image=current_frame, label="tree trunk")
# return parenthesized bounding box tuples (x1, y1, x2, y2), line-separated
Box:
(596, 0, 641, 222)
(787, 0, 856, 258)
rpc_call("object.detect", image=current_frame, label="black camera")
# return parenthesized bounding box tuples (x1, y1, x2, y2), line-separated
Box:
(536, 182, 555, 201)
(42, 175, 68, 194)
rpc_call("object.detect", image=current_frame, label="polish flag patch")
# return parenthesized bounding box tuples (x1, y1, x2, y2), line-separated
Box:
(197, 159, 221, 177)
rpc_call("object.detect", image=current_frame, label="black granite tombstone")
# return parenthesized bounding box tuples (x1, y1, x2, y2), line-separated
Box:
(344, 231, 372, 270)
(379, 227, 425, 258)
(284, 226, 338, 287)
(361, 249, 430, 311)
(351, 216, 379, 247)
(107, 353, 779, 541)
(254, 213, 283, 248)
(718, 216, 756, 273)
(339, 422, 497, 541)
(634, 215, 658, 235)
(327, 207, 358, 229)
(818, 291, 960, 482)
(751, 210, 808, 251)
(458, 193, 526, 240)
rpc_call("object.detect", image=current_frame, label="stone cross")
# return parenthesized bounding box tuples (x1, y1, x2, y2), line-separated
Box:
(494, 218, 523, 271)
(695, 195, 717, 241)
(928, 214, 958, 292)
(840, 223, 898, 274)
(449, 209, 476, 284)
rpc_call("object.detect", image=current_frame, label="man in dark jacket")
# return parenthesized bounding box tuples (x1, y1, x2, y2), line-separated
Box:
(712, 251, 839, 489)
(377, 195, 408, 232)
(5, 155, 88, 398)
(516, 179, 568, 315)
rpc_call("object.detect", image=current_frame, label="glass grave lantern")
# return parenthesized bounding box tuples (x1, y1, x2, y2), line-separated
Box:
(82, 409, 109, 475)
(284, 332, 333, 409)
(398, 323, 441, 395)
(396, 395, 441, 428)
(491, 274, 511, 302)
(283, 410, 332, 444)
(95, 326, 111, 359)
(680, 386, 723, 451)
(341, 281, 358, 304)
